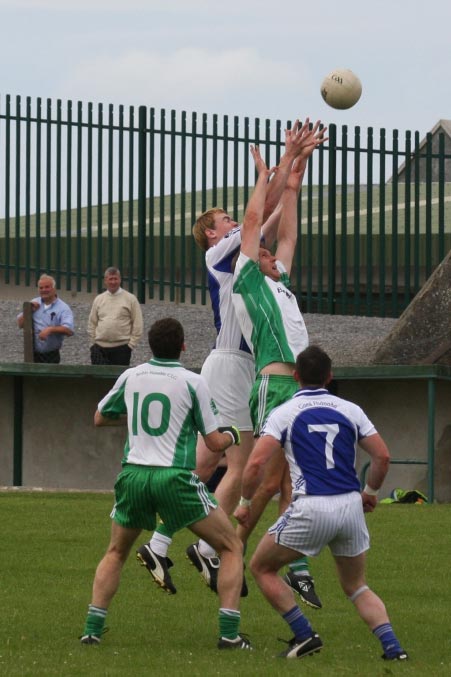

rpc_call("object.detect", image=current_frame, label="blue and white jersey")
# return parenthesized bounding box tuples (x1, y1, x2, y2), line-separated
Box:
(205, 225, 251, 354)
(261, 387, 377, 496)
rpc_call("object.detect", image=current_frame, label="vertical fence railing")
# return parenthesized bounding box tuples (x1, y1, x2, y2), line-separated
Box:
(1, 93, 451, 317)
(327, 123, 337, 314)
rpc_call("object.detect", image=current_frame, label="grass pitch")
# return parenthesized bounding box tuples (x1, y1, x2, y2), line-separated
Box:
(1, 492, 450, 676)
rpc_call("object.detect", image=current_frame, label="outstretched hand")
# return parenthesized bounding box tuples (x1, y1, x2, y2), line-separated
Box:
(297, 119, 328, 161)
(250, 145, 275, 181)
(283, 118, 326, 160)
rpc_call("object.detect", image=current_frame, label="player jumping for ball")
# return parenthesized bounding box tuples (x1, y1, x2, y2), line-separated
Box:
(136, 118, 322, 604)
(231, 120, 327, 605)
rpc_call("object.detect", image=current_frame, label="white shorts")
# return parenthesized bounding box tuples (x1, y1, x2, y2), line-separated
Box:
(268, 491, 370, 557)
(201, 349, 255, 431)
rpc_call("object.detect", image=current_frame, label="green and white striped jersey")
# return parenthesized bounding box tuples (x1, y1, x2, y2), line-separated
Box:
(232, 253, 309, 375)
(97, 357, 220, 468)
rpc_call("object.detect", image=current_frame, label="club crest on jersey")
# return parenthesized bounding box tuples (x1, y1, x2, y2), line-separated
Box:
(210, 398, 219, 415)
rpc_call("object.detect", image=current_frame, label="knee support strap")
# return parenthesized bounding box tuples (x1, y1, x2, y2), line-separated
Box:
(348, 585, 369, 603)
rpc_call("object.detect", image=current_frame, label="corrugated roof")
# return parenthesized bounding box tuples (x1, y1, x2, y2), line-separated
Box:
(393, 119, 451, 178)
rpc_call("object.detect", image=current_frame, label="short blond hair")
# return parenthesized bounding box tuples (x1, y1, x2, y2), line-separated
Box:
(192, 208, 226, 251)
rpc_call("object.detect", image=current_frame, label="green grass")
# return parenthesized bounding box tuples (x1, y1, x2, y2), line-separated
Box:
(1, 492, 450, 675)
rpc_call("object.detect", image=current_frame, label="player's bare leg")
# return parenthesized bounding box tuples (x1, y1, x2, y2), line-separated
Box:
(192, 432, 254, 588)
(335, 554, 390, 628)
(81, 523, 141, 643)
(190, 507, 243, 609)
(189, 506, 251, 649)
(91, 523, 141, 608)
(249, 533, 321, 658)
(237, 449, 322, 609)
(249, 532, 301, 613)
(195, 431, 254, 514)
(335, 554, 407, 659)
(213, 431, 254, 515)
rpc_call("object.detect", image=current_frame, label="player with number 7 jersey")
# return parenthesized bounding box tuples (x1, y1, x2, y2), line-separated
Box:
(234, 345, 407, 662)
(265, 387, 376, 497)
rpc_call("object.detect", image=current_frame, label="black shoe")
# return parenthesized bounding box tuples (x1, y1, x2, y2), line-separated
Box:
(79, 628, 108, 645)
(283, 571, 322, 609)
(186, 542, 220, 592)
(80, 634, 101, 645)
(382, 649, 409, 660)
(278, 633, 323, 658)
(218, 633, 253, 650)
(137, 544, 177, 594)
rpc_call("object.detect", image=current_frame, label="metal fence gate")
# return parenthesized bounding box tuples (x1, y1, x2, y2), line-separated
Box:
(1, 94, 451, 316)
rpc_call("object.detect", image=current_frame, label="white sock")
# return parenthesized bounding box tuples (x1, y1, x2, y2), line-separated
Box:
(149, 532, 172, 557)
(198, 539, 217, 559)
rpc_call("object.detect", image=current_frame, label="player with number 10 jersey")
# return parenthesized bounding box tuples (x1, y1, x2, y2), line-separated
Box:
(97, 356, 220, 469)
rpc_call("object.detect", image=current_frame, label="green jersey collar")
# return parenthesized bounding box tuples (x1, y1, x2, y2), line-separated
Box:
(149, 357, 182, 368)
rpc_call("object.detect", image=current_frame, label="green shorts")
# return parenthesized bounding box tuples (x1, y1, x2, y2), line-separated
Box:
(111, 464, 218, 534)
(250, 374, 298, 435)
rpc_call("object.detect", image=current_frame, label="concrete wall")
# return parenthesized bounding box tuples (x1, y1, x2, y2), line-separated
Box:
(21, 376, 127, 490)
(0, 375, 14, 484)
(1, 366, 450, 501)
(337, 379, 451, 500)
(0, 368, 126, 491)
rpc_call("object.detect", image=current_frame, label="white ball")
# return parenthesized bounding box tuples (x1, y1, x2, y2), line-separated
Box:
(320, 69, 362, 110)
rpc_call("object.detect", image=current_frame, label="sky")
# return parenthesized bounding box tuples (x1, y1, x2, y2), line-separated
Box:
(1, 0, 451, 137)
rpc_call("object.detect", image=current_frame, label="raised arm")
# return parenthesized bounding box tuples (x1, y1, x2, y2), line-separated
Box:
(260, 203, 282, 250)
(262, 119, 306, 222)
(239, 145, 274, 262)
(262, 118, 324, 222)
(275, 120, 327, 273)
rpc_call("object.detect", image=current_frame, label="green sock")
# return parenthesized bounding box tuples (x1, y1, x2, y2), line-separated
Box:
(219, 608, 240, 640)
(83, 604, 107, 637)
(288, 556, 310, 576)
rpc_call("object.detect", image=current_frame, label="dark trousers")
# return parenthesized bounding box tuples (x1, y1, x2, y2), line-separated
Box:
(33, 350, 61, 364)
(90, 343, 132, 366)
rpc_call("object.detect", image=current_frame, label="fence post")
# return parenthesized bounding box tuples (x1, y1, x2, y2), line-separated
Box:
(22, 302, 34, 363)
(137, 105, 147, 304)
(327, 124, 337, 314)
(13, 376, 24, 487)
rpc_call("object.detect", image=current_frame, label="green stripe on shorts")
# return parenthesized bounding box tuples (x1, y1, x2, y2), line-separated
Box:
(250, 374, 298, 435)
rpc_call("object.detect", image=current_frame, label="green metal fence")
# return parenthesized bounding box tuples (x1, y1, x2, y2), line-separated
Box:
(1, 94, 451, 316)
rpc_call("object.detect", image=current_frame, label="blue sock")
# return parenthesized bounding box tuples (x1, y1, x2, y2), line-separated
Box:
(373, 623, 403, 657)
(282, 605, 313, 641)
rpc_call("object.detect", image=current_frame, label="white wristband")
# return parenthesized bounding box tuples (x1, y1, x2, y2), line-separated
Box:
(222, 430, 235, 444)
(239, 496, 252, 508)
(364, 484, 379, 496)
